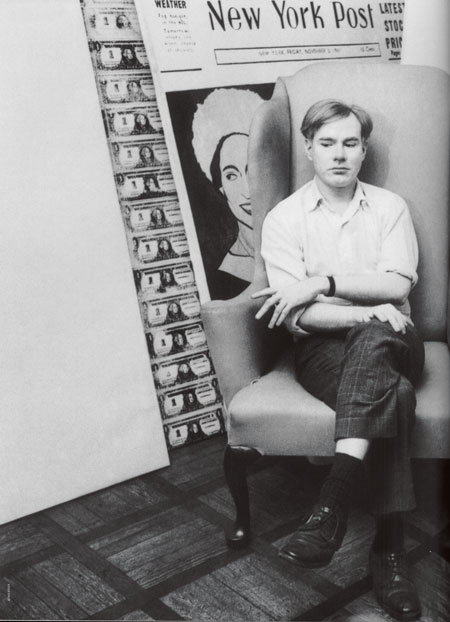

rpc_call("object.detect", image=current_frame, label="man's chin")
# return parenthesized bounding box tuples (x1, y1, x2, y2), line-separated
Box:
(326, 175, 354, 189)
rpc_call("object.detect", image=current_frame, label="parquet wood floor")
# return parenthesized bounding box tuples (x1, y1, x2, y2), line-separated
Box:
(1, 436, 448, 621)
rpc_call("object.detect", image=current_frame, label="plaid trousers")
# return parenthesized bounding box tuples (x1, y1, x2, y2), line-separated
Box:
(294, 320, 425, 515)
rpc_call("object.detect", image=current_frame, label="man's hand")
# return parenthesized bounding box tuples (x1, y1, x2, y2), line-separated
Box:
(360, 303, 413, 334)
(252, 277, 327, 329)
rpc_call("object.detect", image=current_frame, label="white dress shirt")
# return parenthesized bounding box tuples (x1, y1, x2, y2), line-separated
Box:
(261, 177, 418, 335)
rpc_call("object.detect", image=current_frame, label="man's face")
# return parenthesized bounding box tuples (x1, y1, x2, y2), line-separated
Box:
(305, 114, 367, 192)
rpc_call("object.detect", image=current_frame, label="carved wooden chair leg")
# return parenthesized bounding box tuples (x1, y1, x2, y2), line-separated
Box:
(223, 444, 262, 549)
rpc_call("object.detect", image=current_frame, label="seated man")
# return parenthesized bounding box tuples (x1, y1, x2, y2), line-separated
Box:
(253, 100, 424, 621)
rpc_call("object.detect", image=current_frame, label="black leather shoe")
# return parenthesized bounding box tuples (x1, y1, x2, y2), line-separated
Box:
(369, 548, 421, 621)
(278, 505, 347, 568)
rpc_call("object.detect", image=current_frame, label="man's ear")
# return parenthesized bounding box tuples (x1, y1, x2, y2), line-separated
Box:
(362, 139, 368, 159)
(304, 138, 313, 161)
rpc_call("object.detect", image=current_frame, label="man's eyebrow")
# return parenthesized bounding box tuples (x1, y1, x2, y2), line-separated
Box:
(318, 135, 360, 141)
(222, 164, 239, 172)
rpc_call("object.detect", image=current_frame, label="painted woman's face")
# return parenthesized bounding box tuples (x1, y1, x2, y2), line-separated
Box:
(219, 134, 252, 230)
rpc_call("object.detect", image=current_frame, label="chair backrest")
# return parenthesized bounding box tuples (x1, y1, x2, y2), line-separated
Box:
(248, 63, 449, 341)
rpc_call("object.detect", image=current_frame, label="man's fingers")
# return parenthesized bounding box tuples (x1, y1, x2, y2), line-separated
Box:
(373, 309, 387, 323)
(268, 302, 285, 328)
(251, 287, 276, 299)
(255, 294, 279, 320)
(275, 303, 291, 326)
(384, 309, 405, 333)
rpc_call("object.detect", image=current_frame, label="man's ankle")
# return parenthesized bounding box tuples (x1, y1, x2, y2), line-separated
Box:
(372, 512, 404, 553)
(319, 452, 362, 512)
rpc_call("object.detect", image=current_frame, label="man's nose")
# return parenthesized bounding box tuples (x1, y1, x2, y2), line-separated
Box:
(333, 144, 346, 160)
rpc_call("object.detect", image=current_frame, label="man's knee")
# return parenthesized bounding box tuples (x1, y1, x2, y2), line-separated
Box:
(345, 319, 398, 357)
(348, 318, 395, 340)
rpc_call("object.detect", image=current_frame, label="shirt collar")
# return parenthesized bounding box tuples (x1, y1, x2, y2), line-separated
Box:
(308, 176, 369, 212)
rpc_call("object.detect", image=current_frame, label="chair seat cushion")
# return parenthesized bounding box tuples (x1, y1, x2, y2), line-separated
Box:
(227, 341, 450, 458)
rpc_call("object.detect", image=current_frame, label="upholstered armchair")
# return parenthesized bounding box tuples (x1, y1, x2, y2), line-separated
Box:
(201, 63, 450, 548)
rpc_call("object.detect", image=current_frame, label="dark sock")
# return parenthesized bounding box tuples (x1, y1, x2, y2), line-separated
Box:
(372, 512, 404, 553)
(319, 452, 363, 513)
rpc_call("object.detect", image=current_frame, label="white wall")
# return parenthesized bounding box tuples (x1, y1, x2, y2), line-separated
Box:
(0, 0, 169, 525)
(402, 0, 449, 74)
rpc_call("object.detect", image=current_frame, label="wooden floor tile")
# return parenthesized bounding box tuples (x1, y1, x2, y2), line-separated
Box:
(162, 573, 275, 621)
(407, 506, 450, 538)
(213, 551, 324, 618)
(1, 574, 62, 620)
(11, 566, 86, 620)
(411, 552, 450, 622)
(324, 611, 389, 621)
(29, 553, 123, 615)
(89, 506, 194, 558)
(45, 499, 105, 536)
(129, 522, 226, 589)
(77, 489, 142, 523)
(0, 522, 53, 567)
(112, 478, 169, 510)
(91, 505, 226, 589)
(119, 609, 155, 620)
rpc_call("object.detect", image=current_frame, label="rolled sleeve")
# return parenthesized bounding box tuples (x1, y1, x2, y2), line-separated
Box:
(377, 196, 419, 286)
(261, 208, 311, 337)
(261, 210, 307, 288)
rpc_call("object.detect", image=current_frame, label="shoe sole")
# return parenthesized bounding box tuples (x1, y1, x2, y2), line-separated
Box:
(374, 596, 421, 622)
(278, 549, 333, 568)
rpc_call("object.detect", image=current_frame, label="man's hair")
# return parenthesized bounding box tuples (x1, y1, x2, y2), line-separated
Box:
(301, 99, 373, 142)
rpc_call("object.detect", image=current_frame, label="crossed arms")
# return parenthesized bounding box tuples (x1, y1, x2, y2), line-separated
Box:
(253, 272, 413, 335)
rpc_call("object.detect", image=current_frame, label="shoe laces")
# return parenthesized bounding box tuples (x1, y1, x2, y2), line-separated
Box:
(384, 552, 409, 580)
(310, 507, 330, 523)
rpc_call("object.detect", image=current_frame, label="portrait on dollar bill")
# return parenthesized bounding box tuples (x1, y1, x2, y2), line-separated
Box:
(163, 409, 225, 449)
(121, 200, 182, 232)
(152, 351, 214, 389)
(99, 73, 154, 104)
(133, 262, 196, 296)
(140, 293, 200, 328)
(112, 137, 168, 170)
(158, 378, 221, 419)
(116, 169, 176, 201)
(104, 104, 163, 137)
(85, 6, 142, 40)
(129, 230, 188, 266)
(90, 41, 148, 70)
(147, 322, 207, 359)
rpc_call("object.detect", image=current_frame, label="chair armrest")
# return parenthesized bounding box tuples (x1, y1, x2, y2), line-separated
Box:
(202, 282, 287, 407)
